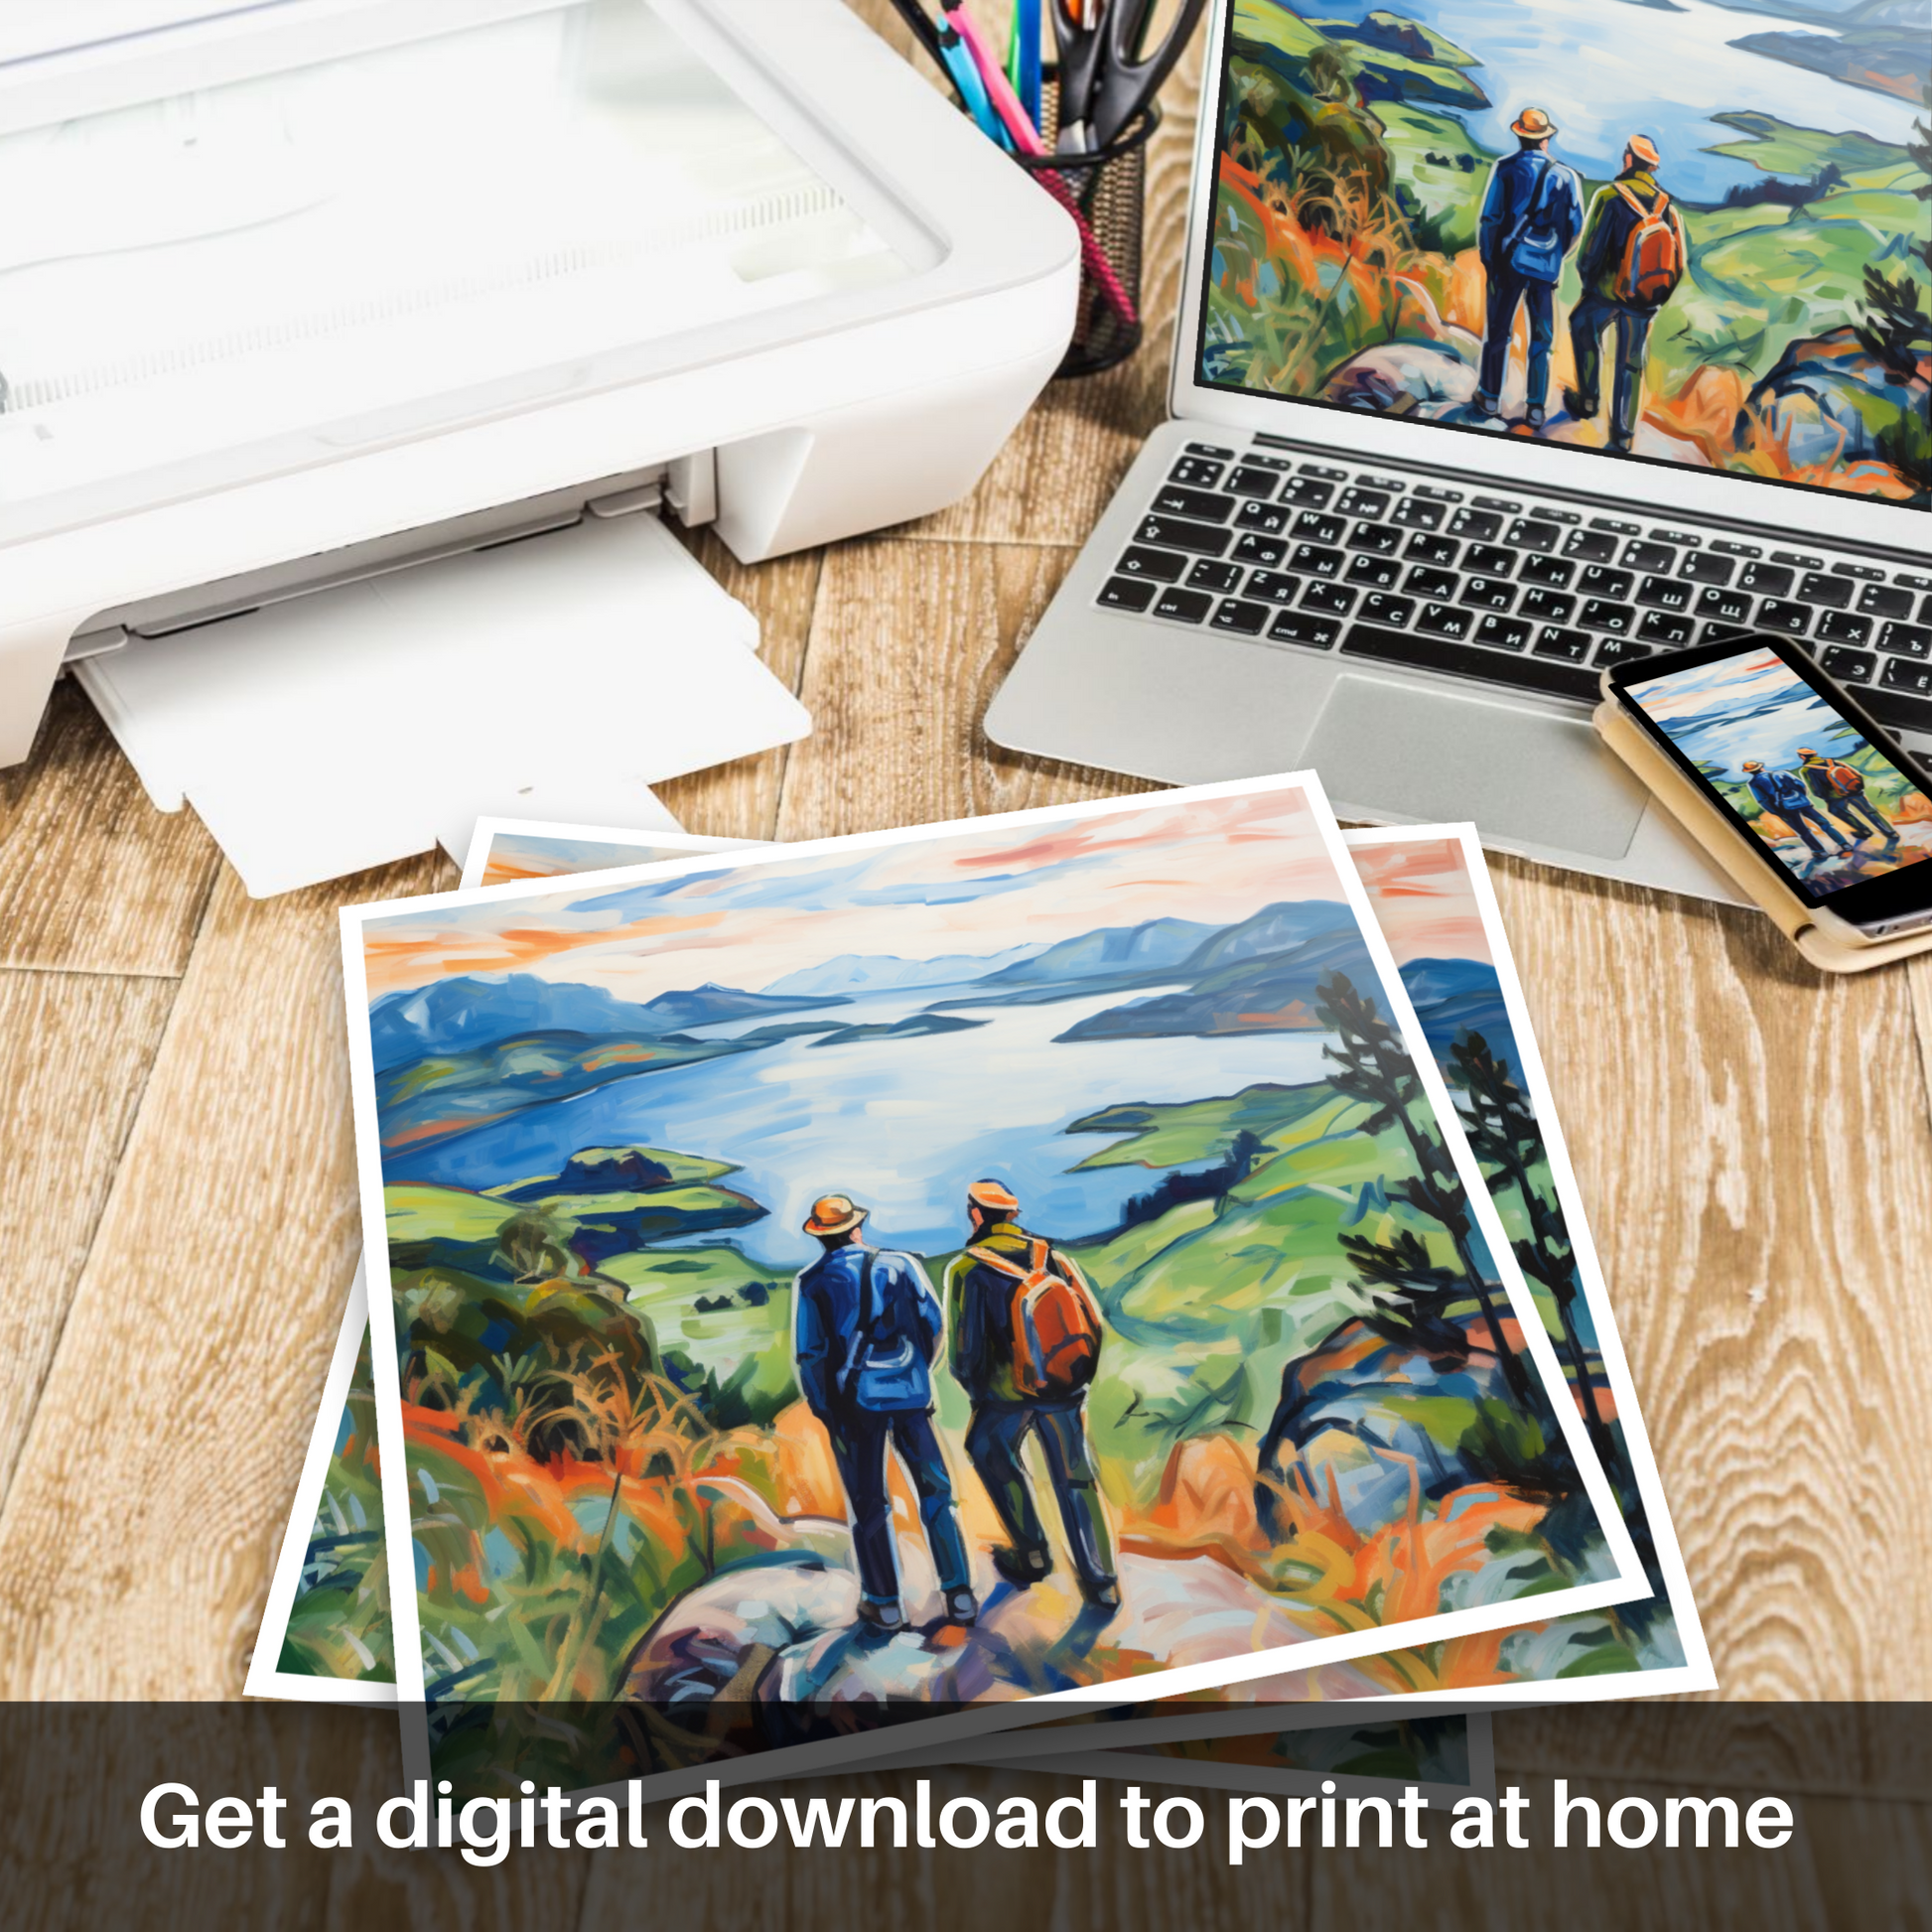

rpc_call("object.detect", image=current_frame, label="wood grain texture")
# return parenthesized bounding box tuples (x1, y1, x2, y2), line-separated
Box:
(0, 681, 220, 976)
(0, 971, 178, 1505)
(0, 853, 447, 1698)
(1482, 852, 1932, 1698)
(774, 539, 1151, 843)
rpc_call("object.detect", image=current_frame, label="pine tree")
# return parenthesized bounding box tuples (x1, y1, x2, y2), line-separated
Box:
(1449, 1029, 1617, 1478)
(1315, 971, 1531, 1403)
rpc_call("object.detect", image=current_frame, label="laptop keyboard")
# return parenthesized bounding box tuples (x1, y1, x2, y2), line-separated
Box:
(1097, 441, 1932, 734)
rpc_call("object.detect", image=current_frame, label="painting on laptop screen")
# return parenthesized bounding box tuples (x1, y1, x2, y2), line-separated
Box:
(1194, 0, 1931, 504)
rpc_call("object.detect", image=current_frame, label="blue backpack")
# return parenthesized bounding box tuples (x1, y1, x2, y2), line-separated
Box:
(1507, 159, 1567, 281)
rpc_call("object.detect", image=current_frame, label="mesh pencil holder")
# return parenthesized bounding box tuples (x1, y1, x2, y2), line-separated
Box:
(1014, 84, 1160, 379)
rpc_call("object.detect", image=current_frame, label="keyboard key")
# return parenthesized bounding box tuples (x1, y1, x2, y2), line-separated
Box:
(1117, 546, 1188, 582)
(1267, 611, 1341, 648)
(1290, 543, 1345, 578)
(1651, 527, 1701, 548)
(1771, 549, 1822, 570)
(1244, 570, 1301, 605)
(1798, 571, 1852, 611)
(1186, 559, 1245, 594)
(1519, 554, 1576, 589)
(1624, 540, 1677, 574)
(1226, 464, 1284, 498)
(1472, 494, 1521, 513)
(1281, 476, 1336, 507)
(1711, 538, 1762, 558)
(1461, 577, 1517, 612)
(1415, 484, 1463, 502)
(1920, 595, 1932, 623)
(1564, 529, 1620, 563)
(1184, 441, 1235, 459)
(1636, 575, 1693, 613)
(1418, 602, 1475, 639)
(1464, 542, 1516, 578)
(1392, 497, 1447, 531)
(1297, 461, 1346, 479)
(1680, 553, 1734, 586)
(1335, 486, 1391, 519)
(1151, 586, 1213, 623)
(1880, 621, 1932, 658)
(1882, 656, 1932, 697)
(1233, 531, 1287, 567)
(1169, 457, 1225, 487)
(1869, 686, 1932, 735)
(1637, 610, 1695, 645)
(1348, 521, 1404, 555)
(1302, 582, 1357, 617)
(1405, 566, 1459, 602)
(1581, 599, 1636, 633)
(1405, 532, 1460, 567)
(1757, 599, 1811, 636)
(1579, 566, 1634, 601)
(1593, 636, 1652, 667)
(1449, 507, 1502, 541)
(1359, 593, 1416, 627)
(1901, 573, 1932, 592)
(1475, 615, 1532, 650)
(1212, 598, 1271, 635)
(1738, 561, 1793, 597)
(1697, 585, 1753, 624)
(1817, 611, 1871, 646)
(1858, 583, 1914, 621)
(1342, 621, 1598, 699)
(1137, 514, 1231, 557)
(1097, 576, 1156, 612)
(1519, 588, 1576, 624)
(1235, 499, 1292, 535)
(1821, 645, 1876, 683)
(1506, 518, 1559, 552)
(1345, 554, 1401, 590)
(1533, 625, 1591, 661)
(1293, 511, 1347, 545)
(1154, 484, 1237, 521)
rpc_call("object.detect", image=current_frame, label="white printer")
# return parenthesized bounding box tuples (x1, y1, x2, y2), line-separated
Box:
(0, 0, 1077, 889)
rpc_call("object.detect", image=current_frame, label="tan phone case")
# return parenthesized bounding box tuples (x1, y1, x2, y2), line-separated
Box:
(1593, 695, 1932, 974)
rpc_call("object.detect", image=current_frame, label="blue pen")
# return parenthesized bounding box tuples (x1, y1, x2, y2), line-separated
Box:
(1012, 0, 1042, 131)
(937, 18, 1009, 147)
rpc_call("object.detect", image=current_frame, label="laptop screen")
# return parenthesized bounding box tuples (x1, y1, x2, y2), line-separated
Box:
(1192, 0, 1930, 509)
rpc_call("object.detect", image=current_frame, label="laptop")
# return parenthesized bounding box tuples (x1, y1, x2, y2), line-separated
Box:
(986, 0, 1931, 899)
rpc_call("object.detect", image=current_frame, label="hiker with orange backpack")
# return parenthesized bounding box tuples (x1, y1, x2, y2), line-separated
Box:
(1797, 746, 1899, 848)
(793, 1192, 979, 1633)
(945, 1179, 1120, 1611)
(1564, 135, 1688, 454)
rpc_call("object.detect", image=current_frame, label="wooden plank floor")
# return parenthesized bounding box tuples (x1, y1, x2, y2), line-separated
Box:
(0, 7, 1926, 1923)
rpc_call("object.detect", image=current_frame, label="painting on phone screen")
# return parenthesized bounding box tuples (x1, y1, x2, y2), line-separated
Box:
(1625, 646, 1932, 891)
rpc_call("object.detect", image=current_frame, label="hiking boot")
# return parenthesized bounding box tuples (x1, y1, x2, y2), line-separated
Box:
(1526, 405, 1546, 429)
(855, 1598, 904, 1634)
(991, 1544, 1052, 1588)
(1472, 393, 1501, 421)
(1562, 386, 1595, 421)
(944, 1587, 980, 1626)
(1078, 1574, 1122, 1611)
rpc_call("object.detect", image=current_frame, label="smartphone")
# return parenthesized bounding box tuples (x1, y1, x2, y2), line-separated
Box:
(1606, 631, 1932, 941)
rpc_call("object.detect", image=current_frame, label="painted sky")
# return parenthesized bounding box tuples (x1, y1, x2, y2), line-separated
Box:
(1348, 836, 1490, 967)
(480, 834, 709, 888)
(364, 788, 1346, 1001)
(1626, 647, 1928, 789)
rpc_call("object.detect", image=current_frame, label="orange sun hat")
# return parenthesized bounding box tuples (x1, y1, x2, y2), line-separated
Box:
(802, 1193, 868, 1237)
(1510, 106, 1558, 139)
(966, 1179, 1021, 1214)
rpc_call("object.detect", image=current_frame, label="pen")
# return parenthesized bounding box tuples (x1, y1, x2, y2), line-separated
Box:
(1008, 0, 1042, 133)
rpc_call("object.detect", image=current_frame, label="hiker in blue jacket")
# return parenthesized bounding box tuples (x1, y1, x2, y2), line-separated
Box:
(1740, 759, 1852, 860)
(1475, 106, 1586, 428)
(793, 1192, 978, 1632)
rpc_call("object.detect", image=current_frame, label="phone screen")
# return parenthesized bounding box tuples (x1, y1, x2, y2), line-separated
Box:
(1616, 638, 1932, 913)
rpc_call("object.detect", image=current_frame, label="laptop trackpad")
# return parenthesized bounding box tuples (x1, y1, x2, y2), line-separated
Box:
(1305, 675, 1648, 860)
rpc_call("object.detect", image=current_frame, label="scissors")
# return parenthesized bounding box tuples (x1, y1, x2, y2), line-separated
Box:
(1050, 0, 1207, 152)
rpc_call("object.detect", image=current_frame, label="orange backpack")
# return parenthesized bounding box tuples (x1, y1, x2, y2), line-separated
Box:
(1817, 759, 1863, 798)
(968, 1240, 1102, 1398)
(1613, 184, 1684, 307)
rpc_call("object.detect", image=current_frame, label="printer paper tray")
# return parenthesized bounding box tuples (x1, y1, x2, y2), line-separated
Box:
(75, 512, 808, 897)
